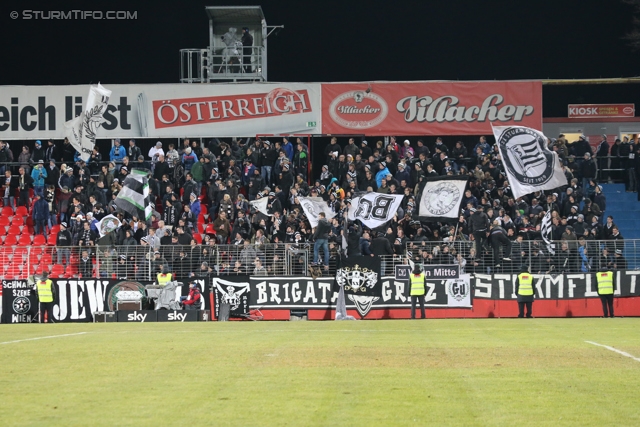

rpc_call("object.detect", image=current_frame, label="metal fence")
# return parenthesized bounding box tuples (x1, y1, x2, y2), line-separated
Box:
(1, 239, 637, 282)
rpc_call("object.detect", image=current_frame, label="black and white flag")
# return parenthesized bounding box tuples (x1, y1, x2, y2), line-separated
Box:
(212, 277, 250, 318)
(114, 169, 153, 220)
(417, 176, 468, 222)
(348, 193, 403, 229)
(63, 83, 112, 162)
(299, 197, 335, 228)
(492, 126, 568, 199)
(249, 197, 272, 217)
(541, 210, 555, 255)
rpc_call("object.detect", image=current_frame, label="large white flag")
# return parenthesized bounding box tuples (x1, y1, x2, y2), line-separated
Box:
(97, 214, 121, 237)
(64, 83, 112, 161)
(492, 125, 567, 200)
(348, 193, 403, 229)
(299, 197, 335, 228)
(418, 176, 468, 221)
(249, 197, 271, 217)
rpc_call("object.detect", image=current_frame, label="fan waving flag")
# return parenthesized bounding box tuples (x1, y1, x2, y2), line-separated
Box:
(348, 192, 403, 229)
(492, 125, 568, 200)
(541, 210, 555, 255)
(249, 197, 272, 217)
(64, 83, 112, 162)
(417, 176, 468, 222)
(97, 214, 121, 237)
(115, 169, 153, 220)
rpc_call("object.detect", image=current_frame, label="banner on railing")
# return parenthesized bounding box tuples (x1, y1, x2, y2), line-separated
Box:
(473, 271, 640, 299)
(1, 279, 38, 324)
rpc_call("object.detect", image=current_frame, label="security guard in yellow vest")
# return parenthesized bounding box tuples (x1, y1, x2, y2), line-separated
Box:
(410, 265, 426, 319)
(515, 266, 534, 318)
(156, 266, 173, 287)
(36, 271, 56, 323)
(596, 268, 615, 318)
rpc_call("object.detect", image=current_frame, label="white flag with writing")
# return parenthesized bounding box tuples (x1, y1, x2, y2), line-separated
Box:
(249, 197, 272, 217)
(299, 197, 335, 228)
(348, 193, 403, 229)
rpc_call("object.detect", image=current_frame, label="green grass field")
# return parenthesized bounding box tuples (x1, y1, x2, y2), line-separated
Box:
(1, 319, 639, 426)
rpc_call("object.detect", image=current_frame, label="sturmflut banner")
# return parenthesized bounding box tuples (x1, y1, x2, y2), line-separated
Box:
(64, 84, 112, 162)
(492, 125, 568, 200)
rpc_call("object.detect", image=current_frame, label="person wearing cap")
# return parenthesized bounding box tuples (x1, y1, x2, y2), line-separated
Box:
(409, 265, 426, 319)
(180, 281, 202, 310)
(595, 264, 615, 317)
(109, 139, 126, 164)
(30, 140, 46, 165)
(515, 265, 534, 318)
(31, 159, 48, 197)
(613, 248, 627, 271)
(156, 265, 173, 287)
(56, 222, 72, 265)
(36, 271, 56, 323)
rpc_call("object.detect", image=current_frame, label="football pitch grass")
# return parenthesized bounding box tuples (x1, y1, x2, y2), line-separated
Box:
(1, 319, 639, 426)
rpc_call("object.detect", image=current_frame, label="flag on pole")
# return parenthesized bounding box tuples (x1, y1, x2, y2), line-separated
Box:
(492, 125, 567, 200)
(541, 210, 555, 255)
(97, 214, 121, 237)
(114, 169, 152, 220)
(64, 83, 112, 162)
(417, 176, 468, 222)
(299, 197, 335, 228)
(348, 192, 404, 229)
(249, 197, 271, 217)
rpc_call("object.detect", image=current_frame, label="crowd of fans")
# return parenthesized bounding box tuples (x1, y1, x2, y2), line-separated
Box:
(0, 132, 638, 280)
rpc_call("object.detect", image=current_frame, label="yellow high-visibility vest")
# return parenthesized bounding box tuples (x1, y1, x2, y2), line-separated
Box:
(410, 273, 425, 296)
(517, 273, 533, 296)
(37, 280, 54, 303)
(157, 273, 173, 287)
(597, 271, 614, 295)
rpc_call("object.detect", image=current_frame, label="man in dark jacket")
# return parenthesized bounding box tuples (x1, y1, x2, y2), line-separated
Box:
(312, 212, 331, 266)
(595, 135, 610, 182)
(469, 206, 490, 254)
(32, 193, 50, 236)
(580, 153, 597, 189)
(489, 221, 512, 267)
(56, 222, 73, 266)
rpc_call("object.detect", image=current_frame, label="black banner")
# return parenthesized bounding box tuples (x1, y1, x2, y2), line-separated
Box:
(473, 271, 640, 300)
(1, 280, 38, 323)
(250, 275, 449, 317)
(117, 310, 157, 322)
(157, 310, 199, 322)
(211, 276, 250, 318)
(336, 255, 382, 297)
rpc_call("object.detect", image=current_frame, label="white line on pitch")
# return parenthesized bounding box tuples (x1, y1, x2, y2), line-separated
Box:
(0, 332, 89, 345)
(585, 341, 640, 362)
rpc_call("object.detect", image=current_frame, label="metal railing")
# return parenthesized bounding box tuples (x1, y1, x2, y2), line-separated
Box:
(1, 239, 636, 282)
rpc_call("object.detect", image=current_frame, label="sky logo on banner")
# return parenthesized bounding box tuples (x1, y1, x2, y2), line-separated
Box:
(167, 312, 187, 322)
(127, 311, 147, 322)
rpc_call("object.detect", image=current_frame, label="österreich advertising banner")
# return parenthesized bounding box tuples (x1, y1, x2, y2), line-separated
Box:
(0, 83, 321, 139)
(322, 81, 542, 136)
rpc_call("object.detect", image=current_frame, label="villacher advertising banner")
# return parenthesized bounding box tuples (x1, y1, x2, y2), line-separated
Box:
(322, 80, 542, 136)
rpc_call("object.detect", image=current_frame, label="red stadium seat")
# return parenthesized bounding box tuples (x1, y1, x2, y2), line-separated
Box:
(0, 216, 9, 227)
(5, 265, 22, 279)
(13, 247, 28, 261)
(40, 252, 53, 266)
(10, 216, 24, 227)
(205, 224, 216, 234)
(1, 206, 14, 217)
(7, 225, 21, 235)
(15, 206, 28, 217)
(200, 205, 208, 216)
(18, 234, 32, 246)
(50, 264, 65, 278)
(50, 224, 61, 234)
(194, 233, 203, 244)
(47, 233, 57, 246)
(33, 235, 46, 246)
(3, 234, 18, 245)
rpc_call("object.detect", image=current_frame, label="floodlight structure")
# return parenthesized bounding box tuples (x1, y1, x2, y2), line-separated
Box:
(180, 6, 283, 83)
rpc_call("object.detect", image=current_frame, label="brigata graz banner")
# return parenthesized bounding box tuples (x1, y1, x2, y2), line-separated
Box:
(0, 83, 321, 139)
(473, 271, 640, 299)
(322, 80, 542, 136)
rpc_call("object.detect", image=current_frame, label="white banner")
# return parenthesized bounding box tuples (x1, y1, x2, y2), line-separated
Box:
(0, 83, 322, 139)
(249, 197, 271, 217)
(445, 274, 471, 307)
(348, 193, 403, 229)
(418, 177, 467, 220)
(64, 84, 112, 161)
(97, 214, 121, 238)
(492, 125, 568, 200)
(299, 197, 335, 228)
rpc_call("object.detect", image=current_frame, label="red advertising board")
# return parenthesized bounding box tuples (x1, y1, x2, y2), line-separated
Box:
(568, 103, 635, 119)
(321, 81, 542, 136)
